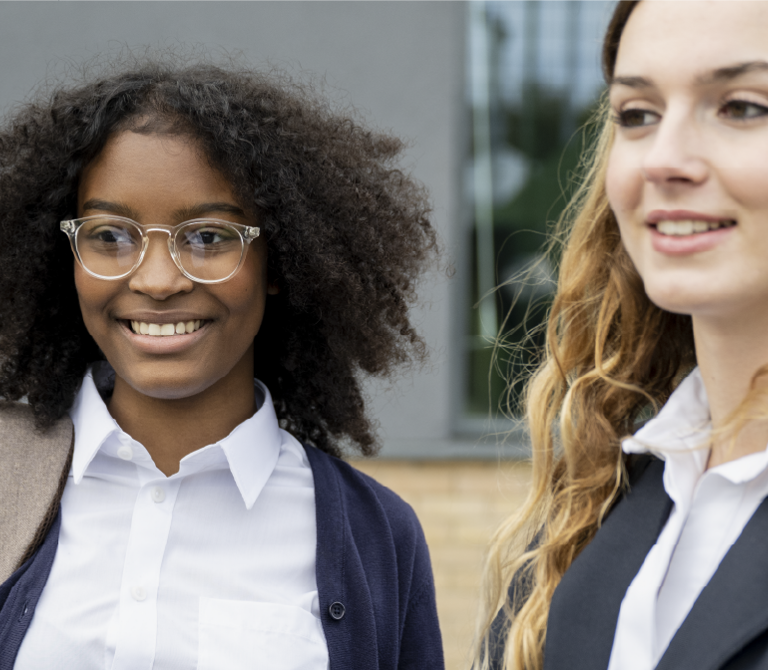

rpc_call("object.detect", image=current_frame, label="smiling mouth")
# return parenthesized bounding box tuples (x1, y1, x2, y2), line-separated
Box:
(127, 320, 208, 336)
(653, 219, 736, 236)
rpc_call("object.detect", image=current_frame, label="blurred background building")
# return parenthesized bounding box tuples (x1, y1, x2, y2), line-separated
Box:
(0, 2, 615, 667)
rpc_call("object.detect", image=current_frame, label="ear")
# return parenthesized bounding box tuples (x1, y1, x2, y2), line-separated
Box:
(267, 281, 280, 295)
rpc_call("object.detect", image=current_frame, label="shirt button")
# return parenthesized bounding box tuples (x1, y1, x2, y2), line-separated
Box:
(151, 487, 166, 503)
(328, 602, 345, 620)
(131, 586, 147, 602)
(117, 445, 133, 461)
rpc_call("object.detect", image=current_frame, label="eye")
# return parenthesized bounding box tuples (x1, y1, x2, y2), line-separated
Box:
(193, 230, 223, 245)
(182, 225, 238, 248)
(87, 226, 135, 246)
(720, 99, 768, 120)
(614, 108, 660, 128)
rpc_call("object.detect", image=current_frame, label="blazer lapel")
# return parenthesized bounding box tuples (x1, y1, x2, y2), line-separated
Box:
(656, 496, 768, 670)
(0, 403, 73, 584)
(544, 456, 672, 670)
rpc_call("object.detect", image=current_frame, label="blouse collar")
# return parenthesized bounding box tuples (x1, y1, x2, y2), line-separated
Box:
(67, 364, 282, 510)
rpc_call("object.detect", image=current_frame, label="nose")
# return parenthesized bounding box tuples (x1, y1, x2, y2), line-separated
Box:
(128, 231, 194, 300)
(641, 106, 709, 186)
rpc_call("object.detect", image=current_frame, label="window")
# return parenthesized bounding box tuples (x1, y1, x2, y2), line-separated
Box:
(463, 0, 616, 428)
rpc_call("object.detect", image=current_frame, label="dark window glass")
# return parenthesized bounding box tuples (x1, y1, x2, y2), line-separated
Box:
(465, 1, 615, 419)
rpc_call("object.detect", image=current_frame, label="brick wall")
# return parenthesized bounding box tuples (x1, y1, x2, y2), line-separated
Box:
(350, 460, 533, 670)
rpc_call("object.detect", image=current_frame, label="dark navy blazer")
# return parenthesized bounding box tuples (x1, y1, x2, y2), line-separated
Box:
(493, 456, 768, 670)
(0, 444, 445, 670)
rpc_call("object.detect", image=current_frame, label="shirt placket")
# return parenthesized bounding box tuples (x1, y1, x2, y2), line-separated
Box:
(109, 435, 182, 670)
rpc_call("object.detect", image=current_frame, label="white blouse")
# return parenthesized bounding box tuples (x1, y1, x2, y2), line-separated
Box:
(607, 367, 768, 670)
(15, 365, 328, 670)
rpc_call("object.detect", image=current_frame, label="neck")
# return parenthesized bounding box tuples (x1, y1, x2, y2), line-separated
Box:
(106, 364, 257, 477)
(693, 311, 768, 469)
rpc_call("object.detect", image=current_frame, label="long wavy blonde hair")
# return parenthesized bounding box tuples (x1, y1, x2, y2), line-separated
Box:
(471, 2, 702, 668)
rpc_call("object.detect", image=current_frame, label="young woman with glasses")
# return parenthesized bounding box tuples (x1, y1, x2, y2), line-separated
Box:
(475, 1, 768, 669)
(0, 58, 443, 669)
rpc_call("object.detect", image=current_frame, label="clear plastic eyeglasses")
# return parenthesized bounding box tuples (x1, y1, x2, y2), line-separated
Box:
(60, 215, 260, 284)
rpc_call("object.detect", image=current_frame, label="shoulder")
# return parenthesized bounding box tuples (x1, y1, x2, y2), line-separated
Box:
(303, 444, 426, 549)
(625, 452, 663, 487)
(488, 454, 667, 666)
(0, 402, 73, 583)
(0, 400, 37, 438)
(303, 443, 434, 606)
(0, 401, 72, 462)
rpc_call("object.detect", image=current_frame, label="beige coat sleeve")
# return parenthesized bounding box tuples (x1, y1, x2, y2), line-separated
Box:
(0, 403, 73, 584)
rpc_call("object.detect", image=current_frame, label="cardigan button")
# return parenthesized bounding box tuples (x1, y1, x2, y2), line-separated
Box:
(329, 601, 346, 620)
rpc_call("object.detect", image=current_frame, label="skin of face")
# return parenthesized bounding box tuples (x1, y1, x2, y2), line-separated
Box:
(75, 131, 278, 404)
(606, 0, 768, 323)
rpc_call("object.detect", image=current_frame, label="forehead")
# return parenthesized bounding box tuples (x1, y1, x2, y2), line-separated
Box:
(616, 1, 768, 81)
(81, 132, 230, 193)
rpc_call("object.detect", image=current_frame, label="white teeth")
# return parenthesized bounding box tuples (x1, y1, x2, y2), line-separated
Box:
(131, 320, 205, 336)
(656, 219, 734, 236)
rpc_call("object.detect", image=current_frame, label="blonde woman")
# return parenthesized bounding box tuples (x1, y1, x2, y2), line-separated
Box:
(476, 1, 768, 669)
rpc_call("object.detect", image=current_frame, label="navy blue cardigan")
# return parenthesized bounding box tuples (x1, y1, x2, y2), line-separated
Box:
(0, 444, 444, 670)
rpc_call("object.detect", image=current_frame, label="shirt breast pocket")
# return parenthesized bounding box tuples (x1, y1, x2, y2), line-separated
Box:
(197, 598, 328, 670)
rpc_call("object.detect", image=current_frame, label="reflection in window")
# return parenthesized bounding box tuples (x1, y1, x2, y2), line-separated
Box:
(465, 0, 615, 419)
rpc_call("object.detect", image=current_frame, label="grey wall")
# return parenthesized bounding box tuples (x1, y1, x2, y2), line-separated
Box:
(0, 2, 480, 458)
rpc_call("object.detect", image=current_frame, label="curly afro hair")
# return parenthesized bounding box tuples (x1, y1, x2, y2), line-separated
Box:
(0, 57, 437, 458)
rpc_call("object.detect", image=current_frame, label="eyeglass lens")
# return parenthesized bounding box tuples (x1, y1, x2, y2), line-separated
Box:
(75, 217, 245, 282)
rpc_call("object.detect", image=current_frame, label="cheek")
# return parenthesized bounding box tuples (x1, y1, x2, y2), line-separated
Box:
(73, 266, 119, 338)
(216, 270, 269, 339)
(719, 154, 768, 212)
(74, 266, 102, 320)
(605, 144, 642, 215)
(606, 145, 646, 266)
(226, 283, 265, 323)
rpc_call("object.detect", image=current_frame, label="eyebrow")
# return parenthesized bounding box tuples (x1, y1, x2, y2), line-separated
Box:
(608, 75, 649, 90)
(697, 60, 768, 85)
(80, 199, 139, 219)
(609, 61, 768, 90)
(80, 199, 246, 221)
(172, 202, 247, 220)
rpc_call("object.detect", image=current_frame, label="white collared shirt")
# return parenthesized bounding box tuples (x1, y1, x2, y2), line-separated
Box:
(15, 367, 328, 670)
(607, 367, 768, 670)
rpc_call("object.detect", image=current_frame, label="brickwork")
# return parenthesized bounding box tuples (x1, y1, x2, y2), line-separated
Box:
(350, 459, 533, 670)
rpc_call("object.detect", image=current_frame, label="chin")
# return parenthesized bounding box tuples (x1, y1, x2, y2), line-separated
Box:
(119, 368, 217, 401)
(643, 284, 726, 319)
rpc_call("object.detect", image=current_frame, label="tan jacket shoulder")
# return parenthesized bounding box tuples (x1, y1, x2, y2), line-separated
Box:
(0, 402, 73, 584)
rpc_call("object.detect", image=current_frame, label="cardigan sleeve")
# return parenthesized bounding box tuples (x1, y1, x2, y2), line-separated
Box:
(397, 572, 444, 670)
(351, 468, 445, 670)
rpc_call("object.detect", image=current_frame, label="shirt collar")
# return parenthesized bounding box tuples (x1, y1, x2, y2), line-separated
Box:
(622, 366, 768, 496)
(219, 381, 282, 510)
(622, 367, 711, 459)
(68, 368, 122, 484)
(68, 366, 283, 510)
